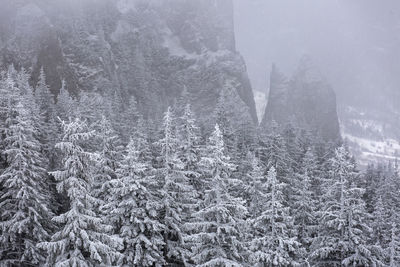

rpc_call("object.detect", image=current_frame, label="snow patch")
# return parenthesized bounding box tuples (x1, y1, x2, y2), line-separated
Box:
(343, 132, 400, 166)
(163, 31, 195, 59)
(254, 90, 267, 122)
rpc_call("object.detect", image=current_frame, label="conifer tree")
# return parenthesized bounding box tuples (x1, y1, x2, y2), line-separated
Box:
(0, 102, 52, 266)
(108, 139, 165, 266)
(186, 124, 247, 266)
(249, 166, 299, 266)
(92, 116, 122, 210)
(39, 118, 121, 266)
(157, 107, 193, 265)
(311, 146, 380, 266)
(56, 80, 77, 121)
(34, 68, 57, 168)
(387, 215, 400, 267)
(178, 104, 202, 192)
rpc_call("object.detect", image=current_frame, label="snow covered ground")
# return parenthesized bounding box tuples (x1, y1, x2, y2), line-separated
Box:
(340, 106, 400, 167)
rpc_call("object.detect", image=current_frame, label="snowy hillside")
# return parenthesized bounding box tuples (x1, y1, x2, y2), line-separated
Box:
(340, 105, 400, 167)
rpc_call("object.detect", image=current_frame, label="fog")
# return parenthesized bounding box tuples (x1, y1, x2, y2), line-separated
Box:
(234, 0, 400, 109)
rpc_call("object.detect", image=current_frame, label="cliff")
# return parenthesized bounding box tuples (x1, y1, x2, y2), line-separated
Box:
(0, 0, 257, 124)
(261, 57, 341, 141)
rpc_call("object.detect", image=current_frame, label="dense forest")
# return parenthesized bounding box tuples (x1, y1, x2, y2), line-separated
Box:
(0, 67, 399, 266)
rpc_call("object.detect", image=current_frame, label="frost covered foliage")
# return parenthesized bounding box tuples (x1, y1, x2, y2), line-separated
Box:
(38, 118, 122, 266)
(108, 138, 164, 266)
(186, 124, 247, 266)
(0, 75, 52, 266)
(0, 69, 399, 266)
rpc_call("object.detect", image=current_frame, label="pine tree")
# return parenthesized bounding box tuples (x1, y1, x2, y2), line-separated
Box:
(249, 166, 299, 266)
(108, 139, 165, 266)
(39, 118, 121, 266)
(186, 124, 247, 266)
(0, 102, 52, 266)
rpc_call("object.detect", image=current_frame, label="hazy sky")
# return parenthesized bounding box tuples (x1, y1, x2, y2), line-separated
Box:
(234, 0, 400, 109)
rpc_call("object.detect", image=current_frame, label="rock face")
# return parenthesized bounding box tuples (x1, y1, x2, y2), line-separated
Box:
(0, 0, 257, 124)
(261, 57, 341, 141)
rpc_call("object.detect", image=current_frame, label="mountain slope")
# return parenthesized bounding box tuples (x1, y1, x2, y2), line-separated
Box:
(0, 0, 257, 125)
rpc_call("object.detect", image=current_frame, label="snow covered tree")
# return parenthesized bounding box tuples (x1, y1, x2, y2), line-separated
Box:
(242, 154, 266, 217)
(372, 196, 388, 247)
(39, 118, 121, 266)
(291, 170, 315, 264)
(92, 116, 122, 210)
(178, 104, 202, 193)
(186, 124, 248, 266)
(213, 86, 256, 158)
(258, 121, 291, 180)
(0, 102, 52, 266)
(387, 215, 400, 267)
(56, 80, 77, 121)
(34, 68, 57, 168)
(35, 68, 55, 122)
(156, 106, 193, 265)
(311, 146, 380, 266)
(120, 95, 141, 143)
(77, 90, 105, 126)
(249, 166, 299, 266)
(108, 139, 165, 266)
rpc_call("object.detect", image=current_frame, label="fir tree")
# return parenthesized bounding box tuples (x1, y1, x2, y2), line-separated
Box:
(178, 104, 202, 193)
(157, 107, 193, 265)
(311, 146, 381, 266)
(56, 80, 77, 121)
(249, 166, 299, 266)
(186, 124, 247, 266)
(0, 102, 52, 266)
(34, 68, 57, 168)
(387, 215, 400, 267)
(108, 139, 165, 266)
(39, 118, 121, 266)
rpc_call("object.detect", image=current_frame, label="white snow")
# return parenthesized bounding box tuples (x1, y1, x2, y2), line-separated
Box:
(162, 31, 195, 59)
(253, 90, 267, 122)
(343, 132, 400, 166)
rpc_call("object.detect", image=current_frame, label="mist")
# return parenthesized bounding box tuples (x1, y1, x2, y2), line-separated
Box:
(234, 0, 400, 109)
(1, 1, 400, 266)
